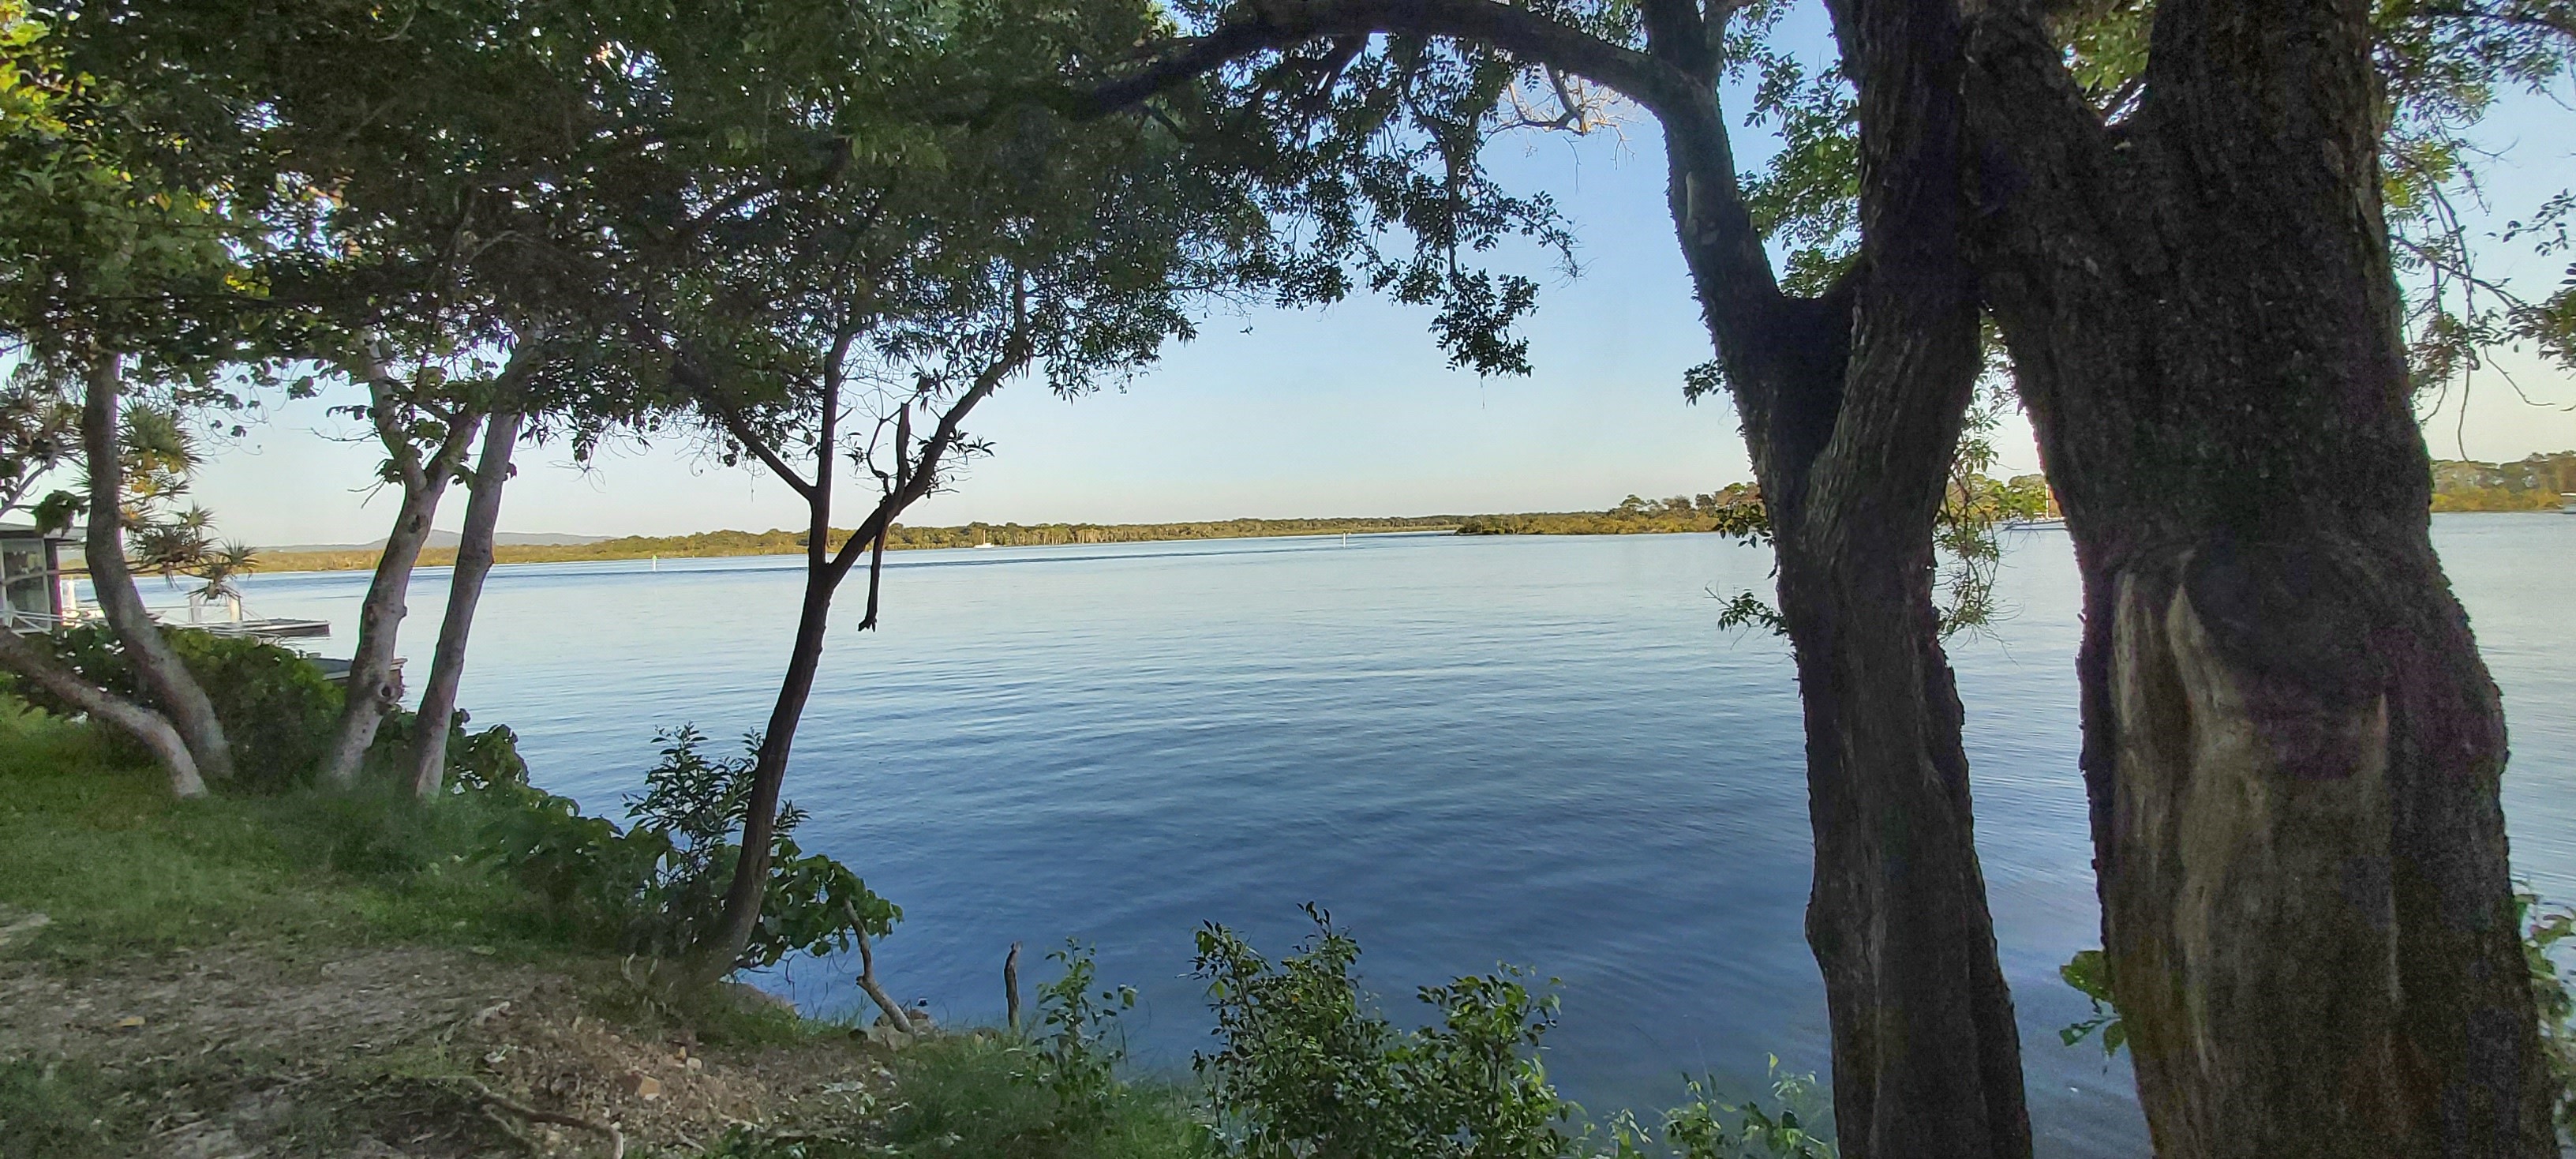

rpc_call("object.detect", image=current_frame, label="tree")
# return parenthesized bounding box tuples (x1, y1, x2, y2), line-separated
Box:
(1077, 3, 2029, 1154)
(409, 407, 523, 797)
(0, 0, 272, 785)
(55, 0, 654, 790)
(541, 0, 1326, 981)
(1953, 0, 2572, 1152)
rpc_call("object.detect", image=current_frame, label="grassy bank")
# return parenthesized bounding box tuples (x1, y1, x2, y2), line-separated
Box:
(0, 703, 1209, 1158)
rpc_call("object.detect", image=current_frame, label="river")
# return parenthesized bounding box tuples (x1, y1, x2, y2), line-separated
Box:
(206, 513, 2576, 1156)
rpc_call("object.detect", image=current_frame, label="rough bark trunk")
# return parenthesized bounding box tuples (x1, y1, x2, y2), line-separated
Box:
(409, 409, 522, 799)
(79, 353, 234, 782)
(318, 359, 479, 790)
(1087, 17, 2032, 1150)
(317, 463, 457, 786)
(1962, 0, 2554, 1153)
(0, 625, 203, 797)
(1647, 0, 2035, 1150)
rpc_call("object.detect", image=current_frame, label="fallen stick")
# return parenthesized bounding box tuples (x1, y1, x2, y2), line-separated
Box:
(1005, 942, 1022, 1033)
(847, 904, 915, 1037)
(454, 1077, 625, 1158)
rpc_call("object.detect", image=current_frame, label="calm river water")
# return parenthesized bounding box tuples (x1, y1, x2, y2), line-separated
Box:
(211, 514, 2576, 1157)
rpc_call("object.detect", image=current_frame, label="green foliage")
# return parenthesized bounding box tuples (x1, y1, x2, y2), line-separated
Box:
(1455, 486, 1767, 537)
(2056, 948, 2126, 1056)
(871, 1033, 1216, 1159)
(1036, 941, 1142, 1127)
(1601, 1061, 1838, 1159)
(2431, 451, 2576, 510)
(0, 1058, 133, 1159)
(2516, 887, 2576, 1139)
(4, 623, 336, 787)
(0, 697, 580, 964)
(476, 725, 898, 973)
(1192, 906, 1576, 1158)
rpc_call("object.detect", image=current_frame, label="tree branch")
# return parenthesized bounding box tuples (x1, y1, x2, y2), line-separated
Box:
(1075, 0, 1707, 125)
(668, 356, 818, 501)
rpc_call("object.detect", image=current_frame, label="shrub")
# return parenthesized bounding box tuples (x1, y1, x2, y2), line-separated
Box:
(5, 622, 339, 788)
(474, 724, 898, 970)
(1193, 906, 1575, 1158)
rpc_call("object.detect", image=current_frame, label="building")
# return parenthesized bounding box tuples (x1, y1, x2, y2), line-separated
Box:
(0, 523, 78, 632)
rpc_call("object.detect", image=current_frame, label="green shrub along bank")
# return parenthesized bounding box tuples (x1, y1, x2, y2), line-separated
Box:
(0, 623, 519, 791)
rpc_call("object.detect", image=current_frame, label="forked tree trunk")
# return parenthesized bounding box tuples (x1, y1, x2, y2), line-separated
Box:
(318, 359, 480, 789)
(410, 409, 522, 798)
(691, 346, 1015, 985)
(317, 463, 458, 786)
(1962, 0, 2554, 1153)
(79, 353, 234, 782)
(0, 625, 202, 796)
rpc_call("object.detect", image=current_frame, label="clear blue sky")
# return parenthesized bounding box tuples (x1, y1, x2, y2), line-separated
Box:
(193, 51, 2576, 548)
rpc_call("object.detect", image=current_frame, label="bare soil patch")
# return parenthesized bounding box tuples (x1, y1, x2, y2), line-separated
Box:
(0, 930, 889, 1157)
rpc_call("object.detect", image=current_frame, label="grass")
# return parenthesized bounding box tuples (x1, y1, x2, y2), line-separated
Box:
(875, 1035, 1211, 1159)
(0, 703, 571, 967)
(0, 700, 1219, 1158)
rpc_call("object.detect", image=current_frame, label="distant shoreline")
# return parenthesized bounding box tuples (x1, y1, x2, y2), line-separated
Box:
(249, 501, 2571, 576)
(253, 517, 1474, 574)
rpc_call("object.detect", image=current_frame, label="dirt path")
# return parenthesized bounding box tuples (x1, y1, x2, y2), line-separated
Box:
(0, 932, 887, 1157)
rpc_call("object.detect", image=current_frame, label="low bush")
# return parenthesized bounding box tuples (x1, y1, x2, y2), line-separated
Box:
(6, 623, 339, 788)
(1194, 906, 1836, 1159)
(475, 724, 900, 971)
(1, 625, 519, 792)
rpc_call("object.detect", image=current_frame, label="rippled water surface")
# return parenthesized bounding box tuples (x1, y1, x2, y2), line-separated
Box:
(213, 514, 2576, 1157)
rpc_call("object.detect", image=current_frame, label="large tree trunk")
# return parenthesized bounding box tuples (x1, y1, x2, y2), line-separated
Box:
(409, 409, 522, 799)
(1962, 0, 2554, 1153)
(79, 353, 234, 782)
(1636, 0, 2035, 1150)
(0, 625, 202, 796)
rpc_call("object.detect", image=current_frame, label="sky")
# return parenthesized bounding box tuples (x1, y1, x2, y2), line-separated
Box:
(184, 47, 2576, 548)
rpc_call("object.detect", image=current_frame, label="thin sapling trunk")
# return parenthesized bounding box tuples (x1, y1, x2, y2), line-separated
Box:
(693, 332, 1024, 984)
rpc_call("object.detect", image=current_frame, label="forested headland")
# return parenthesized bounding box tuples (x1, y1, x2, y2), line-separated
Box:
(2432, 452, 2576, 511)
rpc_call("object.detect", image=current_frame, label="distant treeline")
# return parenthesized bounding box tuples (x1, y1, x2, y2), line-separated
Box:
(256, 516, 1467, 573)
(256, 457, 2567, 574)
(1458, 475, 2061, 537)
(2432, 452, 2576, 512)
